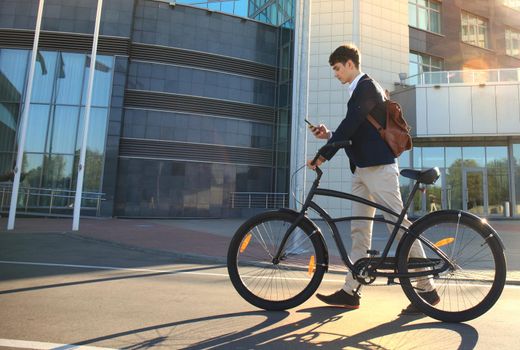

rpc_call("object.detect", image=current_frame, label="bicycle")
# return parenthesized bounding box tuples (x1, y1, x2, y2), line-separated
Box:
(227, 141, 507, 323)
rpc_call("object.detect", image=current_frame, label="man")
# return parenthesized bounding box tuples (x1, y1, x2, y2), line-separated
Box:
(307, 44, 439, 313)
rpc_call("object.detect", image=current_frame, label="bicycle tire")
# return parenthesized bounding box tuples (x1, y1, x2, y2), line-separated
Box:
(227, 211, 327, 311)
(397, 210, 506, 322)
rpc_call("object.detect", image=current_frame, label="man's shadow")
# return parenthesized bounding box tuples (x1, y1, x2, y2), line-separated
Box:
(71, 307, 478, 350)
(188, 307, 478, 350)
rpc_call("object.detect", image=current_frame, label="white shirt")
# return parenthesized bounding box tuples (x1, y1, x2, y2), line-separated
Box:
(327, 71, 365, 140)
(348, 72, 364, 97)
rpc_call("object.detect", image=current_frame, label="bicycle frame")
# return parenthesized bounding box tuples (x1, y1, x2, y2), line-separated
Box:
(273, 165, 455, 281)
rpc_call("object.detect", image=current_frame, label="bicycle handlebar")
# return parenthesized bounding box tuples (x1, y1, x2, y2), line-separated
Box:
(310, 140, 352, 177)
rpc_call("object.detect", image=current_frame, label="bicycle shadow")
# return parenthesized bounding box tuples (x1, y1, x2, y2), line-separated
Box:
(190, 307, 478, 350)
(71, 307, 478, 349)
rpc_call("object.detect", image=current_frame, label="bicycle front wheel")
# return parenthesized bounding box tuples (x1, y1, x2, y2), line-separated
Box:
(398, 211, 506, 322)
(227, 211, 326, 311)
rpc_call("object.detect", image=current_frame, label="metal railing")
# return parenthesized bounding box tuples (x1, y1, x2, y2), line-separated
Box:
(0, 183, 105, 217)
(230, 192, 288, 209)
(404, 68, 520, 86)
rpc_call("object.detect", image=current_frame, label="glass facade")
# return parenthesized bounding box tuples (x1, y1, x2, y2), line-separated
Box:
(175, 0, 248, 17)
(249, 0, 294, 26)
(127, 61, 276, 106)
(115, 159, 272, 217)
(169, 0, 294, 26)
(408, 145, 513, 218)
(408, 0, 441, 34)
(273, 18, 294, 193)
(0, 48, 114, 208)
(461, 11, 489, 49)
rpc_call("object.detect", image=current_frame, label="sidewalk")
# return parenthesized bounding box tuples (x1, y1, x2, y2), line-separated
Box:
(1, 215, 520, 284)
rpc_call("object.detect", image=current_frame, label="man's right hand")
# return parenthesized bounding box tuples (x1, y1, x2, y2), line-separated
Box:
(310, 124, 330, 139)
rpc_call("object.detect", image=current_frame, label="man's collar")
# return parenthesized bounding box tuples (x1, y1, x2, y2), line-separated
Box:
(348, 72, 364, 95)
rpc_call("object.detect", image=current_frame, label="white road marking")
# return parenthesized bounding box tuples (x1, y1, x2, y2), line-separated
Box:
(0, 260, 226, 277)
(0, 338, 116, 350)
(0, 260, 518, 287)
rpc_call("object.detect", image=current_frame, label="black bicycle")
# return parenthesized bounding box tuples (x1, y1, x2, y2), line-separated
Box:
(227, 141, 507, 323)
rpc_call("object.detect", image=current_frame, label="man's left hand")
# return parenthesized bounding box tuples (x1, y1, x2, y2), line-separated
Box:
(307, 156, 326, 170)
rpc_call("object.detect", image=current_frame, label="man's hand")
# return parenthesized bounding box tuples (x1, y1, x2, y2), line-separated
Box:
(310, 124, 330, 139)
(307, 156, 326, 170)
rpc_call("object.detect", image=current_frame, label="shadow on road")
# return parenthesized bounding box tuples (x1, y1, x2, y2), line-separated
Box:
(0, 264, 226, 295)
(72, 307, 478, 349)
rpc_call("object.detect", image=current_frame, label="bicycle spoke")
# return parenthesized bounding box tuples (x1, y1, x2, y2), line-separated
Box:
(400, 214, 505, 320)
(235, 217, 319, 303)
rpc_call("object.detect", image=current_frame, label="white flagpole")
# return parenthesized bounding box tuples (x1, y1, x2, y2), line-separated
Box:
(7, 0, 46, 230)
(72, 0, 104, 231)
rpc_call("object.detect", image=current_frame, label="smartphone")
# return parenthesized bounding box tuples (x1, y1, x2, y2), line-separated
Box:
(304, 119, 316, 129)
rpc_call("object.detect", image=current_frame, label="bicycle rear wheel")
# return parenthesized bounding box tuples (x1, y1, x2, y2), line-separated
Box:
(227, 211, 326, 311)
(397, 211, 506, 322)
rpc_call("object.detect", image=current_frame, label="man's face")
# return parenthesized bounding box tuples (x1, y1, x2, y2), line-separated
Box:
(332, 60, 356, 84)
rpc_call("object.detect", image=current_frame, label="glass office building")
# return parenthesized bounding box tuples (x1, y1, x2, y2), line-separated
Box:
(0, 0, 295, 218)
(0, 49, 113, 200)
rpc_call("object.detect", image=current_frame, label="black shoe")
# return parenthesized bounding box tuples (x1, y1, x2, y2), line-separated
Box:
(401, 289, 440, 315)
(316, 289, 360, 309)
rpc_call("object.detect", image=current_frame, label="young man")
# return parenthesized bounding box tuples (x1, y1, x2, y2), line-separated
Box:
(307, 44, 439, 313)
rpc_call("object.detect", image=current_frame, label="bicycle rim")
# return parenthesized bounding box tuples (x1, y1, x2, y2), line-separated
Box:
(399, 213, 506, 321)
(233, 216, 324, 305)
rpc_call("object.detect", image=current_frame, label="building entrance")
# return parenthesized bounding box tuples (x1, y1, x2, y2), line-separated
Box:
(412, 167, 503, 218)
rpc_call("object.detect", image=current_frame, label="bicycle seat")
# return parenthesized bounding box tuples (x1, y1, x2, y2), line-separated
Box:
(400, 167, 440, 185)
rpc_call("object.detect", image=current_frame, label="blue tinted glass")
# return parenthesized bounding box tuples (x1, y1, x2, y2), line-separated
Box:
(77, 107, 108, 154)
(398, 149, 411, 168)
(25, 104, 50, 153)
(0, 103, 19, 152)
(486, 146, 508, 166)
(51, 106, 79, 154)
(31, 51, 57, 103)
(0, 49, 29, 102)
(446, 147, 462, 168)
(234, 0, 248, 16)
(81, 55, 114, 107)
(55, 52, 86, 105)
(463, 147, 485, 167)
(413, 147, 422, 168)
(21, 153, 44, 187)
(422, 147, 444, 168)
(42, 154, 74, 189)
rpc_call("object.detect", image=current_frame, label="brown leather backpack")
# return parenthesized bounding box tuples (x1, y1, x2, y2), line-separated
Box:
(367, 100, 412, 157)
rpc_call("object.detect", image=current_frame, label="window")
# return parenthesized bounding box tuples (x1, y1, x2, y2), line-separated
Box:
(503, 0, 520, 11)
(506, 28, 520, 58)
(174, 0, 248, 18)
(461, 11, 489, 49)
(0, 48, 114, 194)
(409, 52, 444, 84)
(408, 0, 441, 34)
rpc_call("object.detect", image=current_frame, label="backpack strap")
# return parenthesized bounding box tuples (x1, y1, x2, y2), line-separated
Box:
(367, 113, 384, 132)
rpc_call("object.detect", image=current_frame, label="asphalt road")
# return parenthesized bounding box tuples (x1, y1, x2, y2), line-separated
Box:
(0, 232, 519, 350)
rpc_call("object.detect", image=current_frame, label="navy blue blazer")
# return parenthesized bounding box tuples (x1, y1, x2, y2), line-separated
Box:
(320, 74, 395, 173)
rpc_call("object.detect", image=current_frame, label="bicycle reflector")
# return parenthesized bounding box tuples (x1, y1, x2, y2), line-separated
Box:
(434, 237, 455, 248)
(308, 255, 316, 276)
(240, 233, 252, 253)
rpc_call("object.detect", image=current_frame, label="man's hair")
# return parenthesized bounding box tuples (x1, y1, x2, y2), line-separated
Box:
(329, 44, 360, 68)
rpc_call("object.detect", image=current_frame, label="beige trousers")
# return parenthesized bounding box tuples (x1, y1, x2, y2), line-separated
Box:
(343, 163, 435, 294)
